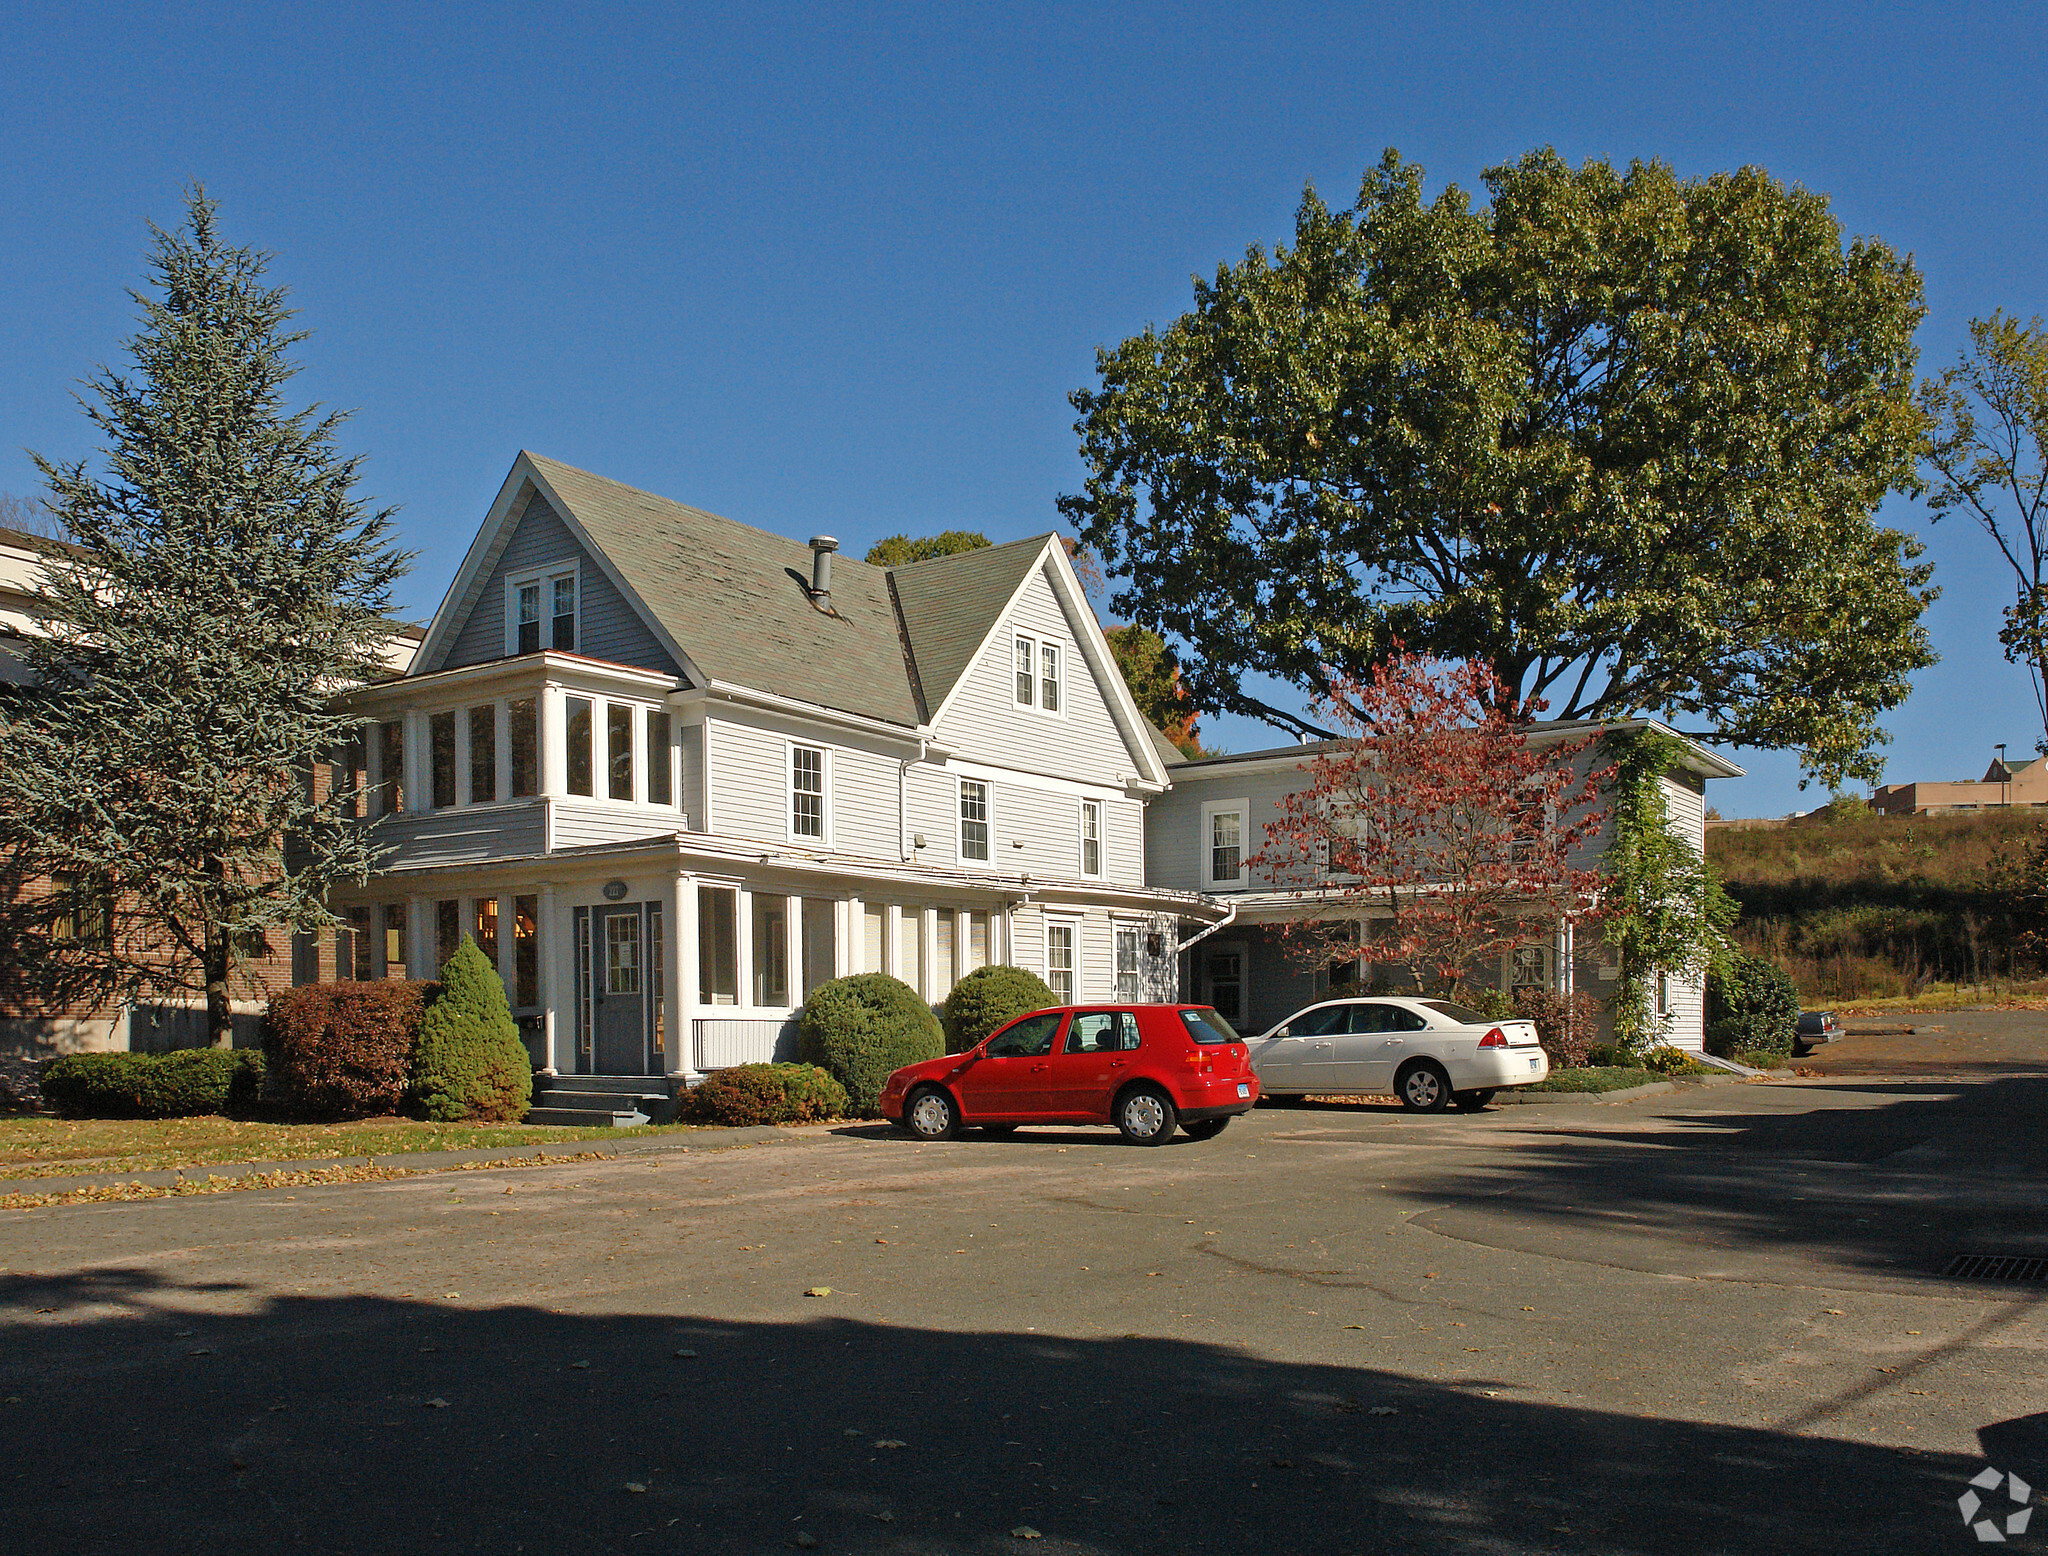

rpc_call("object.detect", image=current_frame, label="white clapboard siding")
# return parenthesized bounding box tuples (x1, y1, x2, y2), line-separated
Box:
(1144, 764, 1308, 893)
(693, 1016, 800, 1070)
(933, 562, 1147, 787)
(371, 803, 547, 868)
(549, 801, 682, 851)
(706, 711, 903, 857)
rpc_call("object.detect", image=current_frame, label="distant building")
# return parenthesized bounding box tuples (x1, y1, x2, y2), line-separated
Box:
(1868, 752, 2048, 816)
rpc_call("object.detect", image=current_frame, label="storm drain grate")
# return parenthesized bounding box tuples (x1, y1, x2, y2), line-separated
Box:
(1943, 1254, 2048, 1283)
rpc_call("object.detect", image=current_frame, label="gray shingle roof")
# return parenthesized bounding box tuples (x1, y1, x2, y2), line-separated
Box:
(528, 454, 923, 727)
(886, 535, 1051, 715)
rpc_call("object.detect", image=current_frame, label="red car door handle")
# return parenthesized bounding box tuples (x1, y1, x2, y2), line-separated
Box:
(1109, 1060, 1127, 1069)
(1030, 1064, 1049, 1073)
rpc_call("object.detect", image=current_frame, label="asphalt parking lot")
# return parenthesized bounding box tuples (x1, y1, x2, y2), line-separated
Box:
(3, 1075, 2045, 1555)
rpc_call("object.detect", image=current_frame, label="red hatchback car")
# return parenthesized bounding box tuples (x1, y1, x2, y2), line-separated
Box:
(880, 1004, 1260, 1145)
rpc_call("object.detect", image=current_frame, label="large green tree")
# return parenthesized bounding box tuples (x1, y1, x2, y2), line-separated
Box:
(864, 529, 990, 566)
(0, 190, 407, 1046)
(1061, 148, 1936, 788)
(1921, 312, 2048, 754)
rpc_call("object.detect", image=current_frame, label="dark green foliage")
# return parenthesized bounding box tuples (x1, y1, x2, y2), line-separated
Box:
(798, 973, 944, 1115)
(42, 1048, 263, 1119)
(865, 530, 991, 566)
(942, 964, 1057, 1054)
(0, 189, 408, 1046)
(1063, 147, 1932, 787)
(1706, 952, 1801, 1058)
(262, 980, 432, 1120)
(684, 1064, 850, 1126)
(1511, 988, 1603, 1069)
(408, 937, 531, 1122)
(1459, 986, 1515, 1021)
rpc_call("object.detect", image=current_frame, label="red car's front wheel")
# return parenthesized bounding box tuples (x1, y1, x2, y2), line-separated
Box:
(903, 1086, 959, 1141)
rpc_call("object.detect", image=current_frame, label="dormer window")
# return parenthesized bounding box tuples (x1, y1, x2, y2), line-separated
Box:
(509, 564, 578, 656)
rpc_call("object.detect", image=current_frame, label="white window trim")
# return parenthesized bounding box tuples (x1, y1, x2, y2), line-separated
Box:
(1200, 796, 1250, 890)
(957, 775, 994, 864)
(787, 740, 831, 844)
(1009, 631, 1067, 719)
(1043, 912, 1081, 1002)
(1078, 798, 1104, 879)
(505, 558, 581, 657)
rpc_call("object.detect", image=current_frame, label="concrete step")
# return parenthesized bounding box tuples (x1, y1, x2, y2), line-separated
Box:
(524, 1105, 650, 1128)
(543, 1073, 681, 1096)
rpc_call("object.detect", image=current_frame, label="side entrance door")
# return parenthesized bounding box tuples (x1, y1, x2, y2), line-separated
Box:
(1201, 943, 1247, 1031)
(594, 906, 649, 1075)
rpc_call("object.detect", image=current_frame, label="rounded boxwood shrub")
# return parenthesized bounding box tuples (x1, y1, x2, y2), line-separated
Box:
(1705, 951, 1800, 1058)
(263, 980, 433, 1120)
(942, 964, 1056, 1055)
(798, 972, 943, 1116)
(408, 936, 533, 1122)
(685, 1063, 850, 1126)
(42, 1048, 263, 1119)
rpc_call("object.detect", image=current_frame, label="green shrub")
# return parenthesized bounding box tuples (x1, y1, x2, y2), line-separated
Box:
(1705, 951, 1800, 1058)
(408, 936, 532, 1122)
(263, 980, 432, 1120)
(1643, 1044, 1709, 1075)
(1511, 988, 1603, 1068)
(942, 964, 1056, 1054)
(799, 972, 944, 1115)
(684, 1063, 850, 1126)
(42, 1048, 263, 1119)
(1457, 986, 1515, 1021)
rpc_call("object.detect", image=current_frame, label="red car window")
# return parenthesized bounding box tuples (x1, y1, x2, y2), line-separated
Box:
(986, 1012, 1064, 1057)
(1066, 1012, 1137, 1053)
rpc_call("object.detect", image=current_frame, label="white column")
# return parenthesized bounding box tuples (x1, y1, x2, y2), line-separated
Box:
(454, 710, 472, 809)
(785, 891, 804, 1010)
(735, 884, 754, 1009)
(497, 700, 513, 803)
(671, 871, 697, 1079)
(920, 908, 937, 1003)
(843, 894, 862, 973)
(404, 710, 428, 814)
(881, 901, 898, 980)
(540, 686, 567, 797)
(538, 884, 561, 1073)
(407, 894, 431, 975)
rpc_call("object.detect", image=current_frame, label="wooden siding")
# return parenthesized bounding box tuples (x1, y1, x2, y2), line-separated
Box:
(440, 491, 681, 675)
(904, 768, 1144, 884)
(369, 803, 547, 869)
(705, 710, 903, 857)
(1145, 762, 1309, 893)
(932, 562, 1146, 786)
(548, 801, 683, 851)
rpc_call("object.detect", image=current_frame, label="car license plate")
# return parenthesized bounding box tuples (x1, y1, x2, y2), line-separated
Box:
(1237, 1083, 1251, 1098)
(1529, 1057, 1541, 1071)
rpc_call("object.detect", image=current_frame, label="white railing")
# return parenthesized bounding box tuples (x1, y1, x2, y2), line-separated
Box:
(692, 1015, 798, 1072)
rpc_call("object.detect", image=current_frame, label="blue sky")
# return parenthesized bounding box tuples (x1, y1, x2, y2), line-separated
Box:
(3, 2, 2043, 816)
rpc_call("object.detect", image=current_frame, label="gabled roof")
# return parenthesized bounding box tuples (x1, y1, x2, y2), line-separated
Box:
(888, 535, 1050, 713)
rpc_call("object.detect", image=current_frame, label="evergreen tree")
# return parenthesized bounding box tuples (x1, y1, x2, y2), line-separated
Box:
(409, 935, 531, 1122)
(0, 189, 408, 1046)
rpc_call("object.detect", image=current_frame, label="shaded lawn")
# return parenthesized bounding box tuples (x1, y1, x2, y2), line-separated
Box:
(0, 1114, 713, 1179)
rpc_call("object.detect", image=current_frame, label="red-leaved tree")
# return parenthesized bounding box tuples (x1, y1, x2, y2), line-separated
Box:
(1250, 651, 1610, 995)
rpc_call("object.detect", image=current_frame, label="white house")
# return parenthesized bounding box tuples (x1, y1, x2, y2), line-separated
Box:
(326, 453, 1220, 1108)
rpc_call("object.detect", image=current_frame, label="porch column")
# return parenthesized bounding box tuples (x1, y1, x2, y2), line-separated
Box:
(785, 891, 804, 1010)
(407, 894, 430, 978)
(670, 871, 698, 1080)
(539, 686, 567, 797)
(843, 894, 863, 972)
(537, 884, 561, 1074)
(735, 885, 754, 1010)
(919, 908, 937, 1004)
(404, 710, 428, 814)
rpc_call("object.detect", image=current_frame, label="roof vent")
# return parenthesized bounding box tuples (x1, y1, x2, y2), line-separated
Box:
(808, 535, 839, 610)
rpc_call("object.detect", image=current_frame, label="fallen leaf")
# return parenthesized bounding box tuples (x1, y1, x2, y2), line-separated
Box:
(874, 1439, 906, 1449)
(875, 1238, 889, 1245)
(187, 1348, 216, 1357)
(794, 1533, 818, 1549)
(1822, 1309, 1844, 1316)
(1906, 1330, 1922, 1336)
(673, 1348, 698, 1359)
(871, 1511, 894, 1522)
(624, 1482, 648, 1494)
(424, 1398, 450, 1409)
(1520, 1307, 1535, 1312)
(1341, 1324, 1367, 1330)
(806, 1287, 833, 1298)
(570, 1360, 591, 1370)
(1012, 1528, 1042, 1540)
(1369, 1406, 1398, 1416)
(444, 1293, 460, 1300)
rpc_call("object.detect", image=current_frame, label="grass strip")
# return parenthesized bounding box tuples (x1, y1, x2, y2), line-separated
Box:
(1522, 1067, 1663, 1093)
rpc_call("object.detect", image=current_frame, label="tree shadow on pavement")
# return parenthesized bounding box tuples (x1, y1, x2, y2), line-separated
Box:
(1407, 1077, 2048, 1285)
(0, 1265, 2010, 1556)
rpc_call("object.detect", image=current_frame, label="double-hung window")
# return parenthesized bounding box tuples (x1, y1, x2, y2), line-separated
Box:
(510, 565, 578, 655)
(1079, 800, 1102, 876)
(1114, 925, 1141, 1002)
(1202, 799, 1247, 888)
(1011, 633, 1064, 713)
(1046, 920, 1076, 1003)
(791, 745, 826, 839)
(959, 778, 990, 861)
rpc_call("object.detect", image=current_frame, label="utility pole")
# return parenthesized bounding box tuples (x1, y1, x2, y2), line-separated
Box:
(1997, 743, 2010, 809)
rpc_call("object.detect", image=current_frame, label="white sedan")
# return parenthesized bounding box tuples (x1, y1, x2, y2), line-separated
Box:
(1248, 996, 1550, 1112)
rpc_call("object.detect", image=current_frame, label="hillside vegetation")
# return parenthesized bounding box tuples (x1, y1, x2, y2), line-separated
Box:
(1709, 806, 2048, 1001)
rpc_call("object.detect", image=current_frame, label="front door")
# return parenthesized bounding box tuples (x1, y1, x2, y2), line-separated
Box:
(1043, 1010, 1136, 1117)
(953, 1011, 1066, 1120)
(594, 907, 648, 1075)
(1202, 943, 1246, 1030)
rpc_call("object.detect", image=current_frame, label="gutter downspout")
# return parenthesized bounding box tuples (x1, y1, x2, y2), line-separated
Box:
(899, 737, 927, 862)
(1176, 898, 1237, 953)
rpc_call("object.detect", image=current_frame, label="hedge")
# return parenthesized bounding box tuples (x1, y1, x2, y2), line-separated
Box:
(684, 1063, 849, 1126)
(942, 964, 1056, 1054)
(409, 936, 533, 1122)
(262, 980, 433, 1120)
(1512, 988, 1603, 1069)
(42, 1049, 264, 1119)
(1706, 951, 1800, 1058)
(798, 973, 944, 1116)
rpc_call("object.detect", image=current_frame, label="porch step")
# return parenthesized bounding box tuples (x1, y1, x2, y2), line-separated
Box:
(526, 1074, 681, 1127)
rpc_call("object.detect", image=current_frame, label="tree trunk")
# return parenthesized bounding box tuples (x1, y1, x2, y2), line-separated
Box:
(204, 926, 233, 1049)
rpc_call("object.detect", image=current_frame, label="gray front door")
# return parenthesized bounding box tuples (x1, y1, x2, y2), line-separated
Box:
(595, 907, 648, 1074)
